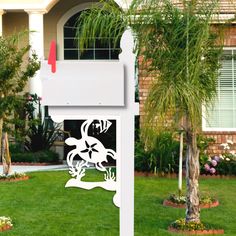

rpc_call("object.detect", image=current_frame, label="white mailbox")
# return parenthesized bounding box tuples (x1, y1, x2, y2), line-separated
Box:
(41, 61, 124, 106)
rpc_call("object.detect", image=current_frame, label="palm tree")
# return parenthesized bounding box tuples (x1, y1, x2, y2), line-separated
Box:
(76, 0, 227, 223)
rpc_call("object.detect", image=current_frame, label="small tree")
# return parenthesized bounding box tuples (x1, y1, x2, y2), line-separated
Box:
(76, 0, 229, 224)
(0, 32, 40, 175)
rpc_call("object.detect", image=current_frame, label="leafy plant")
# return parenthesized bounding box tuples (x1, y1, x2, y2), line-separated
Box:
(23, 93, 62, 152)
(135, 132, 179, 174)
(171, 218, 206, 231)
(168, 193, 216, 205)
(168, 194, 186, 204)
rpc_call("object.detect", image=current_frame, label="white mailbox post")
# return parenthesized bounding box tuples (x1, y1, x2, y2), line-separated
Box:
(40, 29, 138, 236)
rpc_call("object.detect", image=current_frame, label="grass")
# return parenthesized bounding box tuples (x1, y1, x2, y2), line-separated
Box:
(0, 170, 235, 236)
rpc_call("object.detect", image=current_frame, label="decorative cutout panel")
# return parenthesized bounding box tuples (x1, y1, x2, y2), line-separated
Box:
(65, 119, 119, 207)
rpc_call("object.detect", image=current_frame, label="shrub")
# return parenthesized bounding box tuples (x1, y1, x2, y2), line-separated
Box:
(24, 94, 62, 152)
(135, 132, 180, 174)
(11, 150, 59, 163)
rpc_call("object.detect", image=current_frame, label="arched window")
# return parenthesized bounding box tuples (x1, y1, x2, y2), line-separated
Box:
(63, 11, 120, 60)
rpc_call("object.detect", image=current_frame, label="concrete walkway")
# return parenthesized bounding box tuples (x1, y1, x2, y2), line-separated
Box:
(0, 164, 68, 173)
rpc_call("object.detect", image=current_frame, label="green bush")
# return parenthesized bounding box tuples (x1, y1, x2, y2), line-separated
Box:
(135, 132, 180, 174)
(11, 150, 59, 163)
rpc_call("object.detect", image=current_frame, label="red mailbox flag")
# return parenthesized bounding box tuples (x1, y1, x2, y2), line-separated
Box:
(48, 40, 56, 73)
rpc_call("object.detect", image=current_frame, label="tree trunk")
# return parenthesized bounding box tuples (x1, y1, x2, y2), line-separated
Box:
(185, 129, 200, 223)
(1, 132, 12, 176)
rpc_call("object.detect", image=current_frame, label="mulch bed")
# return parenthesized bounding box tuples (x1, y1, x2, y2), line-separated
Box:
(0, 176, 29, 182)
(135, 171, 177, 178)
(0, 225, 12, 232)
(135, 171, 236, 179)
(168, 227, 224, 235)
(163, 199, 219, 209)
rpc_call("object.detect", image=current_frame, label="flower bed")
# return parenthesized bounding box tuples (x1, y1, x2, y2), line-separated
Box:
(168, 226, 224, 235)
(0, 217, 13, 232)
(168, 219, 224, 235)
(163, 194, 219, 209)
(163, 199, 219, 209)
(0, 172, 29, 182)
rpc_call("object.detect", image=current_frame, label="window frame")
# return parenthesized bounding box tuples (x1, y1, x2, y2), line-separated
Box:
(202, 47, 236, 131)
(57, 3, 120, 61)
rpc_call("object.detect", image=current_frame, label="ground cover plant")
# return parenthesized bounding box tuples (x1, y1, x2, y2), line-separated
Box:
(0, 170, 235, 235)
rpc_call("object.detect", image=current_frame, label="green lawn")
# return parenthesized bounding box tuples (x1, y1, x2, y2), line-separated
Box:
(0, 170, 235, 236)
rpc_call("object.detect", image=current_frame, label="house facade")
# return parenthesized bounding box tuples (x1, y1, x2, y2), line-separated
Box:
(0, 0, 236, 155)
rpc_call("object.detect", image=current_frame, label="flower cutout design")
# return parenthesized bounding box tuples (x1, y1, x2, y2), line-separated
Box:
(81, 141, 99, 159)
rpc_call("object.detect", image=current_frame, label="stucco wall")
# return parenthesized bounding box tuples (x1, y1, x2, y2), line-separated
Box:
(0, 0, 42, 3)
(2, 12, 28, 36)
(2, 12, 30, 92)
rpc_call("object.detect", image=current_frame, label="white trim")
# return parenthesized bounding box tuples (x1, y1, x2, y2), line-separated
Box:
(211, 14, 236, 24)
(203, 128, 236, 132)
(0, 0, 59, 12)
(223, 47, 236, 50)
(57, 2, 97, 60)
(0, 10, 5, 36)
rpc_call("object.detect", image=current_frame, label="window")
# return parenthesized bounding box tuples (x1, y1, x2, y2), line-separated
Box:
(63, 11, 120, 60)
(204, 49, 236, 130)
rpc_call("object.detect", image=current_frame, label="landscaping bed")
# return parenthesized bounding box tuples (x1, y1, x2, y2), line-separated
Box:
(0, 217, 13, 232)
(135, 171, 236, 179)
(168, 218, 224, 235)
(168, 226, 224, 235)
(0, 172, 29, 182)
(163, 199, 219, 209)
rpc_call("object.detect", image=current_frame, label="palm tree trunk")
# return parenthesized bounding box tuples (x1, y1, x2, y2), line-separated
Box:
(1, 132, 11, 176)
(185, 129, 200, 223)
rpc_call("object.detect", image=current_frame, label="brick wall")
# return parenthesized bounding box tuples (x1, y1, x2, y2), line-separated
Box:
(223, 25, 236, 46)
(204, 132, 236, 155)
(138, 25, 236, 155)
